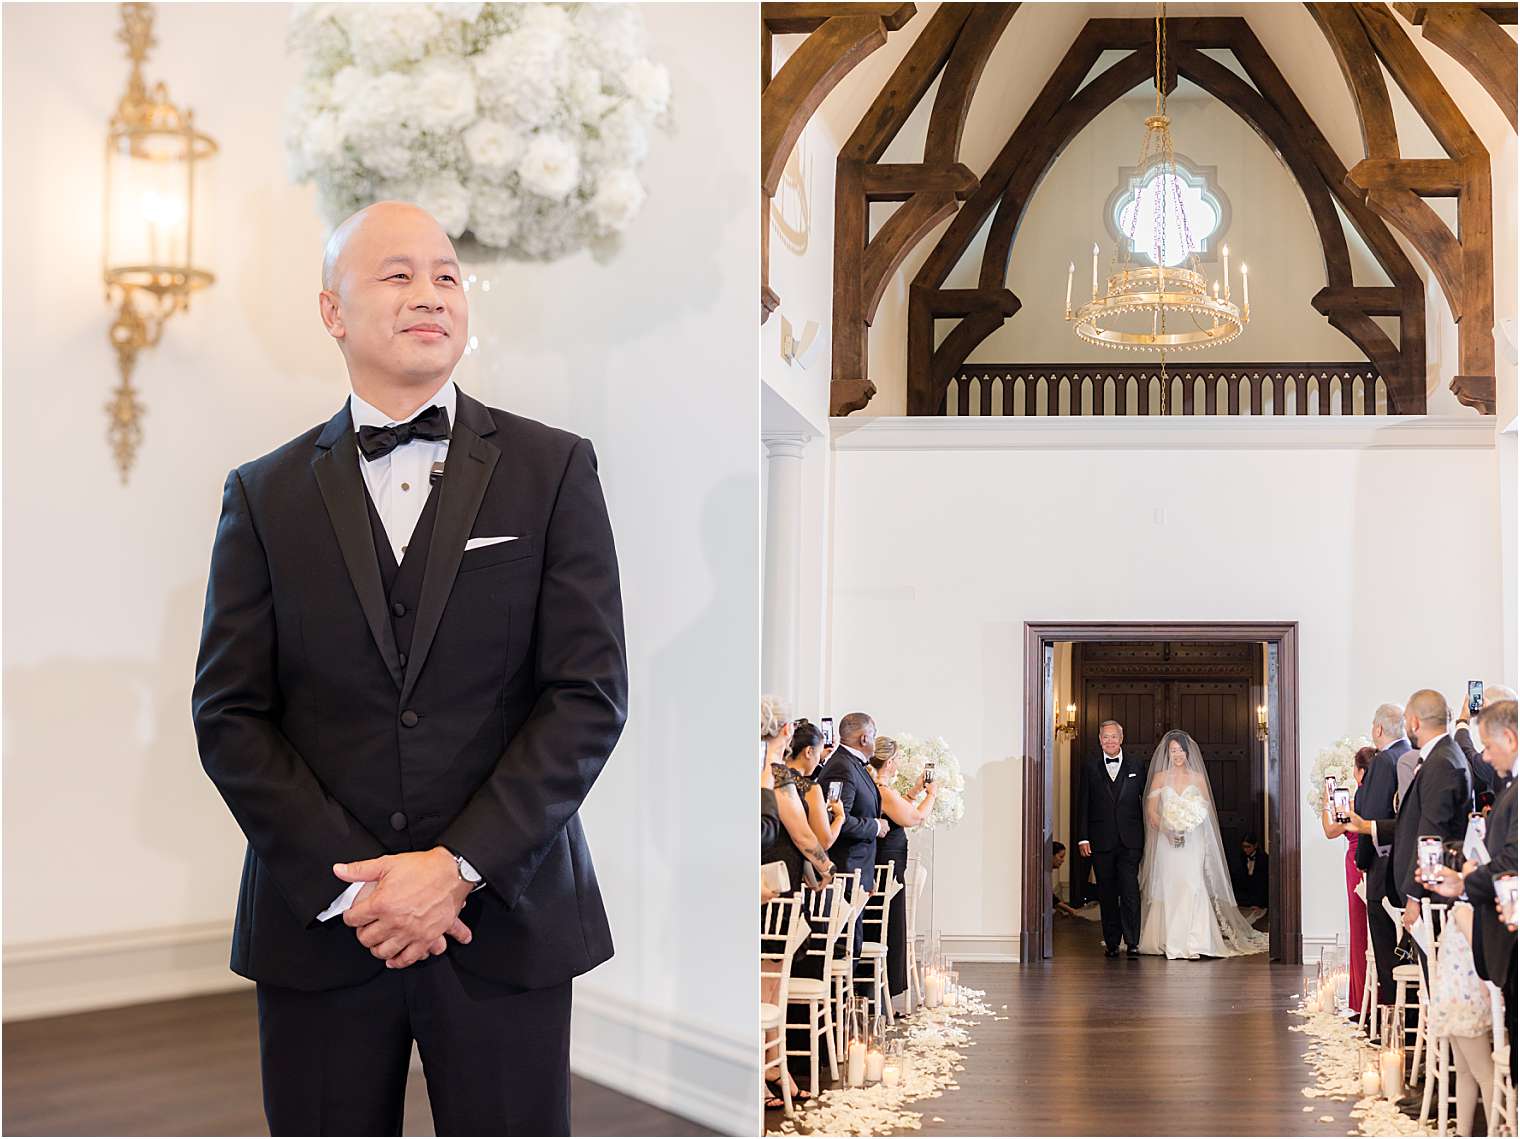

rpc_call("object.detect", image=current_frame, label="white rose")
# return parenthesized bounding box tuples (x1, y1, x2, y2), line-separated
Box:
(355, 133, 417, 180)
(622, 58, 670, 117)
(472, 22, 568, 126)
(568, 65, 616, 121)
(517, 133, 580, 201)
(302, 111, 345, 172)
(589, 168, 645, 231)
(405, 58, 476, 134)
(467, 190, 521, 250)
(463, 119, 526, 179)
(588, 100, 650, 166)
(339, 3, 440, 72)
(413, 175, 471, 237)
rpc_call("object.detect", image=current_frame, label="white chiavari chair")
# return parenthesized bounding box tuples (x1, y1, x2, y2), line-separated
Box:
(761, 896, 809, 1118)
(1491, 981, 1516, 1136)
(859, 861, 904, 1026)
(828, 870, 869, 1055)
(1419, 899, 1457, 1133)
(784, 875, 849, 1095)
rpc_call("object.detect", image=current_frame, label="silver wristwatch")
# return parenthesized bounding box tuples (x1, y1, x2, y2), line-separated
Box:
(448, 849, 485, 891)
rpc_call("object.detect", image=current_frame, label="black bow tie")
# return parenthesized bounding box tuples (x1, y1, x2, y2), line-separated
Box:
(357, 404, 451, 461)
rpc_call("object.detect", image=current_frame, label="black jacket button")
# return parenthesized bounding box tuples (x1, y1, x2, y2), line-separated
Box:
(398, 652, 408, 668)
(390, 811, 407, 831)
(392, 601, 406, 617)
(400, 709, 419, 728)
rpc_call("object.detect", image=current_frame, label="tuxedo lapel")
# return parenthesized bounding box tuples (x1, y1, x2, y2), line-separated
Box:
(401, 391, 499, 705)
(312, 404, 404, 689)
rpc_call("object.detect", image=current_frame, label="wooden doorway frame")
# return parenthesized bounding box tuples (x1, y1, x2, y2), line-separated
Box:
(1022, 621, 1301, 965)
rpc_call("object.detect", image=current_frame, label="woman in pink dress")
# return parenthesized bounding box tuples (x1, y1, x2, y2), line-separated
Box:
(1321, 746, 1375, 1015)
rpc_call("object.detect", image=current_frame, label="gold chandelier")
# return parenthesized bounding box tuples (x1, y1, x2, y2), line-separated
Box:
(1064, 4, 1249, 360)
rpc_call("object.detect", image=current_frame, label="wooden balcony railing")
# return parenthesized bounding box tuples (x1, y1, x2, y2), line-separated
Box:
(946, 363, 1392, 416)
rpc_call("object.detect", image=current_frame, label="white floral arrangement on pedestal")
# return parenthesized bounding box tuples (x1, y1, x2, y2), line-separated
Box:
(890, 734, 966, 831)
(283, 3, 672, 261)
(1305, 735, 1371, 812)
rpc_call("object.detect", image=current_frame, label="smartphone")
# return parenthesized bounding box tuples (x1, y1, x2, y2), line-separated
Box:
(924, 762, 936, 784)
(826, 781, 842, 803)
(1331, 787, 1351, 824)
(821, 717, 835, 747)
(1497, 874, 1520, 925)
(1468, 680, 1484, 716)
(1323, 775, 1336, 808)
(1417, 835, 1443, 883)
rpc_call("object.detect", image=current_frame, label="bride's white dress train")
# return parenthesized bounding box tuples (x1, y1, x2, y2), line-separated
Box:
(1137, 736, 1269, 960)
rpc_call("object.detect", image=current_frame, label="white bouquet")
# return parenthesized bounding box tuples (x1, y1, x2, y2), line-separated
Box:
(1160, 789, 1207, 843)
(283, 3, 672, 261)
(890, 733, 966, 831)
(1305, 735, 1370, 812)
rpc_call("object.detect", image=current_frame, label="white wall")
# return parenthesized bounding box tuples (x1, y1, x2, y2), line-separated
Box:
(2, 4, 758, 1133)
(825, 417, 1502, 957)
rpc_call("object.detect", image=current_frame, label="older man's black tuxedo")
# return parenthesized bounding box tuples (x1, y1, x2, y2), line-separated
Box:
(192, 388, 627, 1133)
(1075, 750, 1145, 952)
(1367, 736, 1473, 908)
(819, 745, 882, 954)
(1356, 740, 1408, 1004)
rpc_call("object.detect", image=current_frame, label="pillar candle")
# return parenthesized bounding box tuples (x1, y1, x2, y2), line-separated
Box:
(1361, 1066, 1381, 1098)
(882, 1062, 902, 1088)
(846, 1040, 866, 1088)
(865, 1047, 885, 1083)
(1381, 1049, 1403, 1099)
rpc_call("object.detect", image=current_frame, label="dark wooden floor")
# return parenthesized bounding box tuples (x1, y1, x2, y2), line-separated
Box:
(769, 917, 1362, 1136)
(2, 988, 713, 1137)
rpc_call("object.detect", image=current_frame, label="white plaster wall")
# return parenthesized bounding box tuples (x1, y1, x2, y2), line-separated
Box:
(825, 420, 1503, 953)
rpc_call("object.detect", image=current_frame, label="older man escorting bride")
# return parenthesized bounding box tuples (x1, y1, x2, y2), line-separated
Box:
(1137, 730, 1270, 960)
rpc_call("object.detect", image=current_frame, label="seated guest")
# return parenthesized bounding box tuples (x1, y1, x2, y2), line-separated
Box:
(1051, 842, 1079, 917)
(788, 722, 845, 853)
(869, 738, 937, 1013)
(1427, 698, 1518, 1088)
(1230, 833, 1270, 909)
(1454, 682, 1517, 798)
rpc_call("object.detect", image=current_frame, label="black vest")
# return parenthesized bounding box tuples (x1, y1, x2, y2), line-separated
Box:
(363, 480, 443, 669)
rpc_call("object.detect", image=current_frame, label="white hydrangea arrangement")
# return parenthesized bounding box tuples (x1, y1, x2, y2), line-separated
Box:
(283, 3, 671, 261)
(891, 733, 967, 831)
(1305, 736, 1371, 812)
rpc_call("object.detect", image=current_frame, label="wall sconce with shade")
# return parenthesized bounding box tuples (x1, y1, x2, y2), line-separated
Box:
(1055, 702, 1078, 741)
(102, 2, 216, 482)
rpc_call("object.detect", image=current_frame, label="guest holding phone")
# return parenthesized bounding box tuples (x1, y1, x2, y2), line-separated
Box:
(787, 722, 845, 852)
(1320, 746, 1373, 1017)
(870, 737, 938, 1013)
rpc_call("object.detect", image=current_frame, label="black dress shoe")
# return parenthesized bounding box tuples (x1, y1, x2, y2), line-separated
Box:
(1104, 946, 1120, 958)
(1127, 946, 1141, 958)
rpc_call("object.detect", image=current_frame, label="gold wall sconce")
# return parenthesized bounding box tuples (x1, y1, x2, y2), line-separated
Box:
(103, 2, 216, 482)
(1256, 703, 1269, 741)
(1055, 702, 1078, 741)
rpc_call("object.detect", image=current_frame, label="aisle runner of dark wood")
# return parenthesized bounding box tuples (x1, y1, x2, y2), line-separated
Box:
(2, 989, 712, 1137)
(769, 919, 1370, 1137)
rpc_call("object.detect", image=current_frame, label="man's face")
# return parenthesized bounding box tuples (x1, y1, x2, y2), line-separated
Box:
(1052, 849, 1067, 870)
(1370, 720, 1386, 747)
(1404, 710, 1420, 741)
(1480, 722, 1517, 776)
(1099, 725, 1123, 756)
(321, 206, 468, 390)
(1242, 840, 1257, 857)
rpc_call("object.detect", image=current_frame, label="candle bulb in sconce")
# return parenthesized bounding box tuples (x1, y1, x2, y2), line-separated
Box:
(1221, 244, 1230, 299)
(1241, 264, 1249, 314)
(1065, 261, 1074, 314)
(1091, 242, 1099, 299)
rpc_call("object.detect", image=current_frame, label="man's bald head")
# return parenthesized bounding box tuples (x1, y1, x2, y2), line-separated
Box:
(321, 200, 454, 295)
(1405, 688, 1449, 745)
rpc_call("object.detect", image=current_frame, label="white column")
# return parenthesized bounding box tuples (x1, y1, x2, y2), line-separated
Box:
(762, 432, 808, 707)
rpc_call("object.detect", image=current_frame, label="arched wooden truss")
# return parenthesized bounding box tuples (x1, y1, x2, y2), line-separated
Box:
(1310, 2, 1500, 413)
(847, 16, 1431, 417)
(760, 2, 916, 322)
(1394, 2, 1517, 130)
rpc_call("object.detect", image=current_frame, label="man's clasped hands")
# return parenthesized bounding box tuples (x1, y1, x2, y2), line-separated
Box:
(332, 846, 476, 970)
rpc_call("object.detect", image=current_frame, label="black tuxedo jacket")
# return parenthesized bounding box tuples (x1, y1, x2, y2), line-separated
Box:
(1229, 847, 1270, 907)
(1454, 724, 1506, 796)
(1355, 740, 1407, 873)
(1075, 752, 1145, 852)
(1370, 736, 1473, 906)
(192, 389, 628, 992)
(819, 747, 881, 876)
(1465, 778, 1517, 984)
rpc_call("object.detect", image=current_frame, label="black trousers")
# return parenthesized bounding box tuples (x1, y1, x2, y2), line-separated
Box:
(255, 955, 572, 1136)
(1091, 844, 1142, 950)
(1366, 889, 1399, 1005)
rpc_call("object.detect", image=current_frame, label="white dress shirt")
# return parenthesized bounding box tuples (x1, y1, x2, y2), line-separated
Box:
(316, 379, 482, 923)
(1104, 751, 1123, 781)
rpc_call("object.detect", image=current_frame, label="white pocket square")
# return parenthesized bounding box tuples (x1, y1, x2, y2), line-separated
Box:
(1128, 772, 1139, 778)
(464, 536, 518, 551)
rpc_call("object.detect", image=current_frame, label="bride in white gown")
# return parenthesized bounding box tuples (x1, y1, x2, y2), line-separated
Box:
(1137, 730, 1269, 960)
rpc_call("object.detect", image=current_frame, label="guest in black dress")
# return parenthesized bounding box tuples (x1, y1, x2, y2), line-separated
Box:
(788, 722, 845, 854)
(869, 738, 938, 1011)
